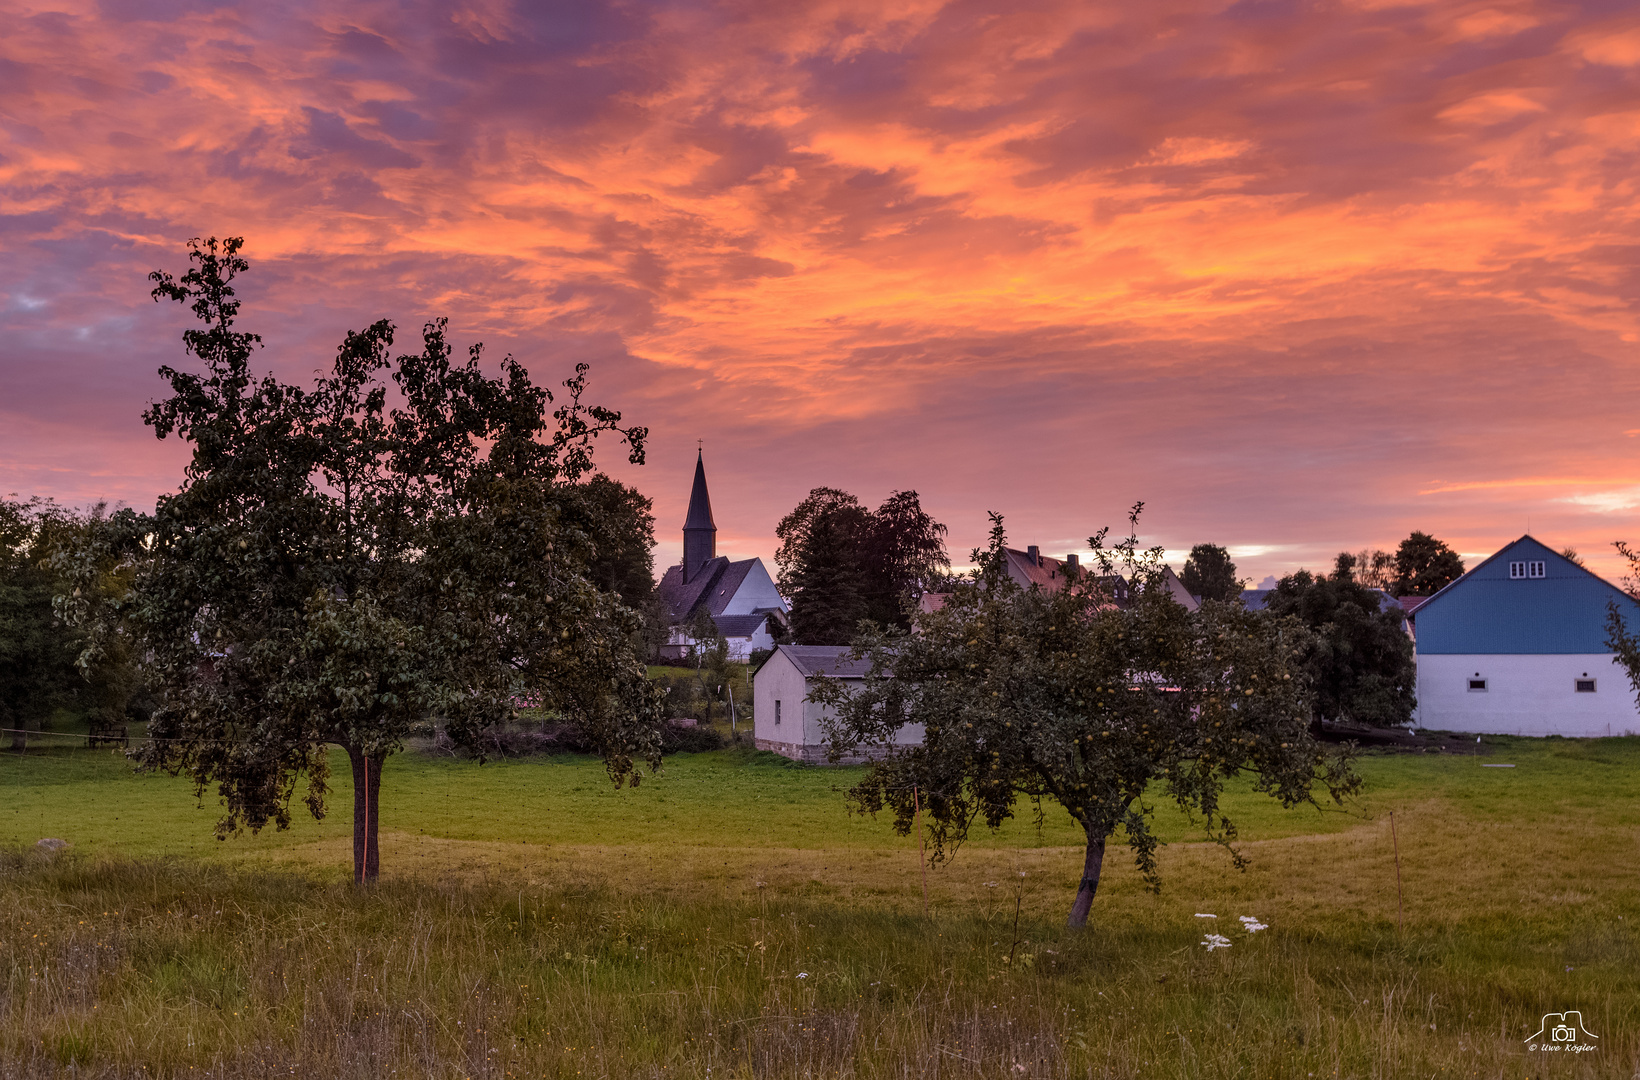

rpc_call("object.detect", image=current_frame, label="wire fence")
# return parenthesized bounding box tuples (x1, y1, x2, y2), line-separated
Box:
(0, 726, 135, 748)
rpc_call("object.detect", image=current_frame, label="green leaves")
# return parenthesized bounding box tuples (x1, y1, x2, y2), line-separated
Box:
(775, 488, 949, 644)
(814, 511, 1359, 923)
(1263, 556, 1417, 727)
(124, 237, 665, 865)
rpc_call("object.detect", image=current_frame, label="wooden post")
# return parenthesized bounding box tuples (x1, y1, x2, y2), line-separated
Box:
(914, 784, 928, 915)
(1390, 811, 1404, 932)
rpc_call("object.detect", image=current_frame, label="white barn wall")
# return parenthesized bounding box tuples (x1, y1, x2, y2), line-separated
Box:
(753, 650, 811, 756)
(1417, 653, 1640, 737)
(658, 618, 777, 662)
(752, 650, 925, 764)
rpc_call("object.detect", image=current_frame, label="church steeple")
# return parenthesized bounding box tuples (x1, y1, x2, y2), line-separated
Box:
(682, 449, 717, 583)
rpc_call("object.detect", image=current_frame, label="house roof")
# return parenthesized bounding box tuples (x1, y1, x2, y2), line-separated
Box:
(712, 613, 772, 638)
(1158, 566, 1200, 612)
(1413, 535, 1640, 654)
(999, 546, 1140, 604)
(769, 644, 876, 679)
(1397, 595, 1430, 618)
(1002, 546, 1075, 590)
(656, 555, 763, 621)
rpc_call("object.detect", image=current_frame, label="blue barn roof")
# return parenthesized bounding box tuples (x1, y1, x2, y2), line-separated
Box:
(1414, 536, 1640, 654)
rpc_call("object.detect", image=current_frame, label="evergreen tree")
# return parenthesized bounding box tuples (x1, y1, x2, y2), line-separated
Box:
(775, 487, 947, 644)
(1179, 543, 1241, 602)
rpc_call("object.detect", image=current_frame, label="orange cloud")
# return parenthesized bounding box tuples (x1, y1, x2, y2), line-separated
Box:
(3, 0, 1640, 586)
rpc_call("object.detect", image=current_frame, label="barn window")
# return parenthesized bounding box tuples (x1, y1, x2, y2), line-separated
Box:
(1509, 562, 1526, 579)
(1467, 678, 1487, 692)
(774, 699, 782, 725)
(1575, 679, 1596, 693)
(1529, 561, 1546, 578)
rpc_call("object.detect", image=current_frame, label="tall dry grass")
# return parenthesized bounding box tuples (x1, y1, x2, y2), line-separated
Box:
(4, 840, 1636, 1079)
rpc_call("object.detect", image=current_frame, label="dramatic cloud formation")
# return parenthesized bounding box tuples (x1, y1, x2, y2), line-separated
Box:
(3, 0, 1638, 582)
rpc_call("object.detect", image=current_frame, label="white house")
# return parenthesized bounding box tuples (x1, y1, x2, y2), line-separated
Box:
(654, 452, 788, 662)
(752, 645, 924, 764)
(1414, 535, 1640, 737)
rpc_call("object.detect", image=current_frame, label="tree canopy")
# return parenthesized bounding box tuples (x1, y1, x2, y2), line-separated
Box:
(1261, 553, 1416, 728)
(69, 237, 664, 882)
(1393, 532, 1464, 596)
(774, 488, 948, 644)
(1350, 549, 1394, 592)
(0, 497, 82, 738)
(2, 498, 144, 747)
(813, 511, 1359, 927)
(1604, 541, 1640, 701)
(568, 473, 657, 611)
(1179, 543, 1241, 602)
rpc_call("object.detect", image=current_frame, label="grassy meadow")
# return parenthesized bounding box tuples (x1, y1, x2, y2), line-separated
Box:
(3, 734, 1638, 1077)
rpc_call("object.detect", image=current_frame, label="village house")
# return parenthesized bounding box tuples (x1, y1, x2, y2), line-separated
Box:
(920, 545, 1197, 615)
(760, 545, 1203, 764)
(751, 644, 923, 763)
(653, 452, 788, 662)
(1413, 535, 1640, 736)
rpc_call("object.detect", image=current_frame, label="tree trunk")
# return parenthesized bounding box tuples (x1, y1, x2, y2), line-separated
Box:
(1066, 830, 1108, 929)
(347, 746, 385, 884)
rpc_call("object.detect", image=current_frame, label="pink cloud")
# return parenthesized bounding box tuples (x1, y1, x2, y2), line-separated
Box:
(2, 0, 1639, 586)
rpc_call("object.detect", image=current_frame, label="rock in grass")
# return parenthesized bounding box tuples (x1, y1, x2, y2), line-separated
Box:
(35, 838, 69, 853)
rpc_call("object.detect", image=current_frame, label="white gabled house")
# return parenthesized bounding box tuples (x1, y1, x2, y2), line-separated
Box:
(752, 645, 924, 764)
(1414, 535, 1640, 737)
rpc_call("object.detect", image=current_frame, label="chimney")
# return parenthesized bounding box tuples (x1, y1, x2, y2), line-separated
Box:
(1027, 545, 1040, 566)
(1065, 553, 1079, 570)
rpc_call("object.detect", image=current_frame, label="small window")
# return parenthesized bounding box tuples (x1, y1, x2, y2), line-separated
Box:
(1529, 561, 1546, 578)
(1509, 561, 1526, 579)
(1468, 679, 1488, 692)
(774, 699, 782, 725)
(1575, 679, 1596, 693)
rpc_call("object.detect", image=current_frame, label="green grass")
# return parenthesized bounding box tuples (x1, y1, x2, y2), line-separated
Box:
(4, 737, 1640, 1077)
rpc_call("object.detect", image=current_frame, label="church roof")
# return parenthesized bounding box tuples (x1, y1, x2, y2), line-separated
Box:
(713, 614, 773, 637)
(683, 451, 715, 531)
(656, 555, 762, 621)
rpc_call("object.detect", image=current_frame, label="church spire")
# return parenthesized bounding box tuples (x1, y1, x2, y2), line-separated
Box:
(682, 449, 717, 583)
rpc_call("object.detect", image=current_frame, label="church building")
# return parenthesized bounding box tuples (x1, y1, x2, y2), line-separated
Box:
(654, 452, 788, 661)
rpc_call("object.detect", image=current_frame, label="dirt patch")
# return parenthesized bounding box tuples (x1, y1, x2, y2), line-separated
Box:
(1312, 720, 1493, 754)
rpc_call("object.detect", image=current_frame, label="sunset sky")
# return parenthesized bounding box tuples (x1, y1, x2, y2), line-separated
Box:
(3, 0, 1639, 585)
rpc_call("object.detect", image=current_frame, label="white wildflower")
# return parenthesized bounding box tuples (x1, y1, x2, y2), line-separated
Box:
(1202, 934, 1232, 951)
(796, 972, 809, 979)
(1194, 913, 1217, 918)
(1239, 915, 1268, 933)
